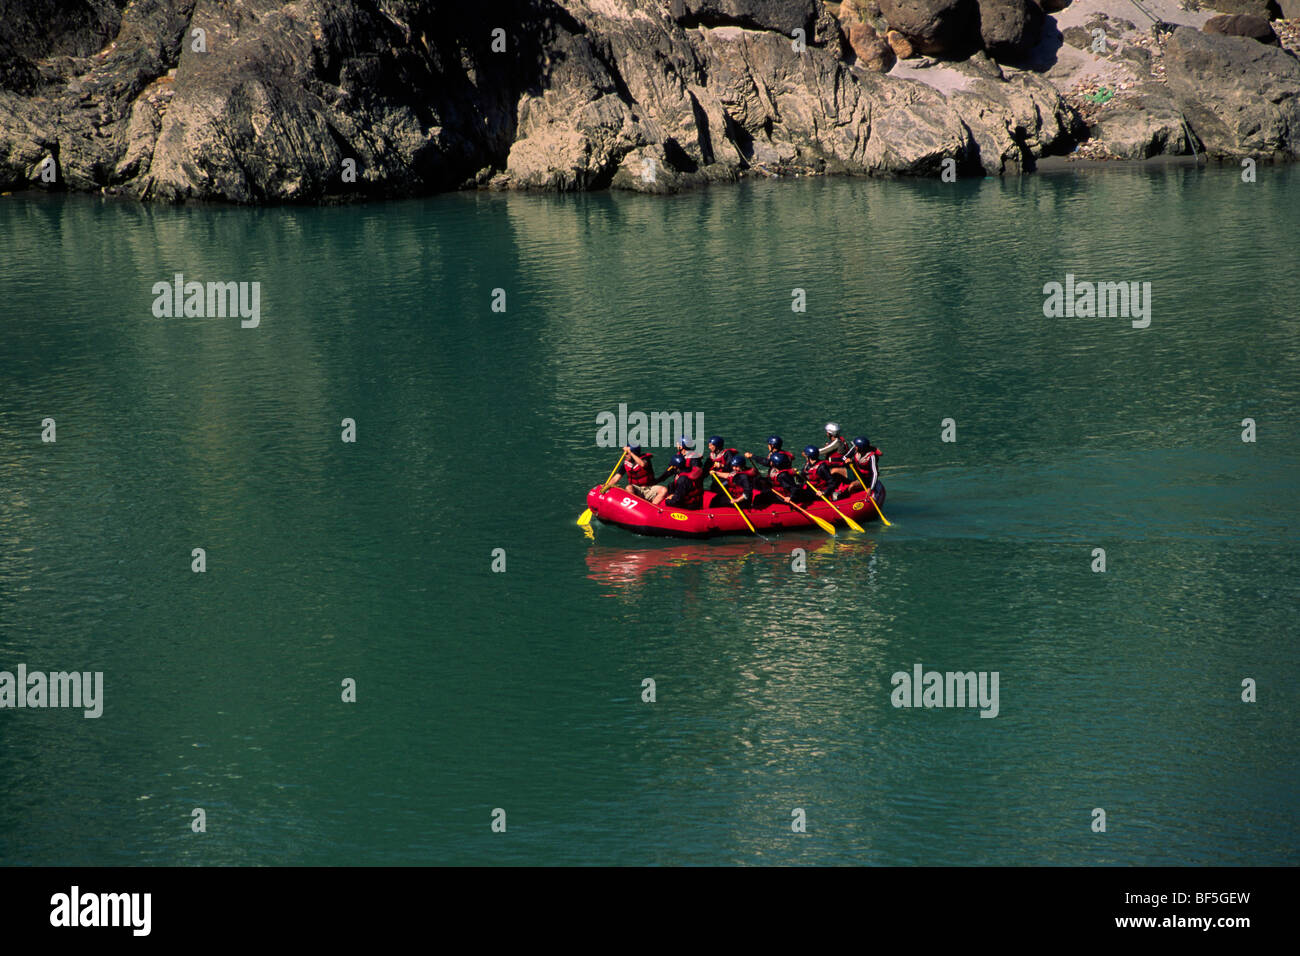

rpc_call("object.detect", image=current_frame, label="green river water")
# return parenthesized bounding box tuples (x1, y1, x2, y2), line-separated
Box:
(1, 167, 1297, 865)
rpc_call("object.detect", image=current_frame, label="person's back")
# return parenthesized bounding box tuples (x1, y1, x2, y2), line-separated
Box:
(667, 455, 705, 509)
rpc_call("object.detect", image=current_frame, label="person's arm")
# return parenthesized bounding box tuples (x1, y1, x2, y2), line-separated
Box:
(818, 438, 838, 456)
(622, 445, 646, 469)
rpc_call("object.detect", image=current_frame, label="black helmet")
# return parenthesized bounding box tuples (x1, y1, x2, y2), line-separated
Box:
(853, 436, 870, 451)
(629, 444, 643, 454)
(803, 445, 819, 460)
(728, 454, 746, 470)
(709, 435, 725, 450)
(770, 451, 791, 468)
(767, 435, 783, 449)
(669, 454, 687, 469)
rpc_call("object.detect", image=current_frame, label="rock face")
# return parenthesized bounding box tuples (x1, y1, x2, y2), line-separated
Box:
(944, 56, 1083, 171)
(1203, 14, 1280, 46)
(0, 0, 1295, 202)
(1164, 25, 1300, 157)
(1088, 91, 1196, 159)
(977, 0, 1046, 62)
(877, 0, 981, 58)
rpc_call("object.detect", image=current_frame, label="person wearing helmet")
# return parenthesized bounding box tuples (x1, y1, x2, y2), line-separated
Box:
(764, 451, 802, 505)
(715, 452, 758, 507)
(800, 445, 839, 503)
(613, 444, 656, 495)
(842, 436, 885, 502)
(744, 435, 784, 478)
(664, 453, 705, 509)
(819, 422, 850, 479)
(676, 435, 703, 467)
(705, 435, 739, 474)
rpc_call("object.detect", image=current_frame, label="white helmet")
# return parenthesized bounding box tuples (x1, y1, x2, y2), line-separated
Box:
(825, 422, 841, 436)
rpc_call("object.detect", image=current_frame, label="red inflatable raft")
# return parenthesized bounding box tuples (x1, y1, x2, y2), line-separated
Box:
(585, 485, 882, 538)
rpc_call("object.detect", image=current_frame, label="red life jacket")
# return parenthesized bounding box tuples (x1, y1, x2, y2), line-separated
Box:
(725, 467, 757, 501)
(708, 448, 739, 472)
(770, 467, 799, 496)
(623, 453, 654, 486)
(804, 459, 834, 493)
(850, 448, 882, 485)
(673, 463, 705, 509)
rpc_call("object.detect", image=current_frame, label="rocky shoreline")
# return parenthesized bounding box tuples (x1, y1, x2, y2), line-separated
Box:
(2, 0, 1298, 203)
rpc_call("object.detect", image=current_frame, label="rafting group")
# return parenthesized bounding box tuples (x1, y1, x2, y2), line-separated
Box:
(615, 423, 884, 509)
(579, 423, 888, 538)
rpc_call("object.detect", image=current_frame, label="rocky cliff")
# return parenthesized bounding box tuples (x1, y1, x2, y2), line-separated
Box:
(0, 0, 1296, 201)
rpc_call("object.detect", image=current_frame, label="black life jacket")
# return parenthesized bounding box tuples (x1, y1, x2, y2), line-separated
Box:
(624, 453, 654, 486)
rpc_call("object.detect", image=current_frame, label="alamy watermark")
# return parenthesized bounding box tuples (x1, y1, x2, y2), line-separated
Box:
(50, 886, 150, 936)
(595, 404, 704, 449)
(890, 663, 999, 718)
(1043, 274, 1151, 329)
(0, 664, 103, 718)
(151, 273, 260, 328)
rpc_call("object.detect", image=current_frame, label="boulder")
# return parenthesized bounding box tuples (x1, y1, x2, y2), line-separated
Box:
(1163, 25, 1300, 157)
(886, 29, 916, 59)
(877, 0, 982, 57)
(1086, 91, 1195, 158)
(1202, 14, 1280, 46)
(945, 59, 1083, 172)
(846, 22, 898, 71)
(1201, 0, 1282, 17)
(978, 0, 1046, 61)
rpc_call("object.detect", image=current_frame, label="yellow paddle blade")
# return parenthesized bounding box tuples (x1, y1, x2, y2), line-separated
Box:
(809, 512, 837, 534)
(869, 495, 892, 527)
(577, 508, 593, 526)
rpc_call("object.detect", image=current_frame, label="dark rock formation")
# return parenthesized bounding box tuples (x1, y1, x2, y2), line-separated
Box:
(671, 0, 820, 35)
(977, 0, 1046, 61)
(876, 0, 981, 57)
(1164, 25, 1300, 157)
(1203, 14, 1280, 46)
(1202, 0, 1282, 17)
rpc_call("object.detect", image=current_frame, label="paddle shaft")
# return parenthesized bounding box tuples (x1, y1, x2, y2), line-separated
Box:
(810, 483, 865, 532)
(849, 462, 891, 527)
(770, 488, 836, 535)
(712, 473, 760, 537)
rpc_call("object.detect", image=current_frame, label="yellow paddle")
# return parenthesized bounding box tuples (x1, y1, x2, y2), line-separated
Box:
(712, 473, 762, 538)
(809, 483, 865, 533)
(849, 461, 891, 527)
(577, 450, 628, 526)
(770, 488, 837, 535)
